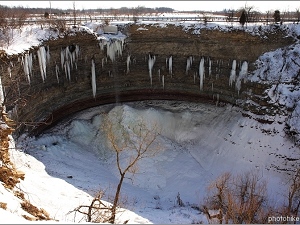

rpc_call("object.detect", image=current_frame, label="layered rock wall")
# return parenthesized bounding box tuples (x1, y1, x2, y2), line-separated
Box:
(0, 24, 294, 135)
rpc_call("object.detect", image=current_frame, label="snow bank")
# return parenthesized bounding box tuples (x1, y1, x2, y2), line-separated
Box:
(249, 41, 300, 141)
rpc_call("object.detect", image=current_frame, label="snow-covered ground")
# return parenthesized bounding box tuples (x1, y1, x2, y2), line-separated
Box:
(1, 14, 300, 223)
(0, 100, 295, 223)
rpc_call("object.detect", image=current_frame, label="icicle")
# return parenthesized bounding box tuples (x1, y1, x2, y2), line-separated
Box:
(0, 76, 4, 104)
(91, 59, 96, 98)
(235, 61, 248, 95)
(67, 61, 71, 81)
(64, 63, 68, 79)
(23, 54, 30, 84)
(211, 83, 214, 92)
(28, 53, 33, 76)
(37, 46, 47, 82)
(126, 55, 131, 74)
(102, 58, 104, 68)
(55, 64, 60, 84)
(162, 75, 165, 89)
(168, 56, 173, 76)
(199, 57, 204, 91)
(106, 39, 123, 62)
(186, 56, 193, 75)
(229, 60, 237, 87)
(107, 41, 115, 62)
(194, 72, 196, 84)
(148, 54, 156, 86)
(61, 48, 65, 70)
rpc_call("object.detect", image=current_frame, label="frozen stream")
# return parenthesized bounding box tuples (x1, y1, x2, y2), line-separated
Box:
(17, 100, 298, 223)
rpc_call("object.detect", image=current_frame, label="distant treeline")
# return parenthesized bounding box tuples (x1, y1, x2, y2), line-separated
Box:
(0, 5, 175, 15)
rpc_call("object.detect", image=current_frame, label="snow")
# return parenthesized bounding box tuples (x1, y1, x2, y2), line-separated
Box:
(0, 99, 294, 223)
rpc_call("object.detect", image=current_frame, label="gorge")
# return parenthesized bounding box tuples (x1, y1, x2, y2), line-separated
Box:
(1, 20, 300, 223)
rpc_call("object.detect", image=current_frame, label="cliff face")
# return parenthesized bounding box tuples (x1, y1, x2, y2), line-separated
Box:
(0, 24, 294, 135)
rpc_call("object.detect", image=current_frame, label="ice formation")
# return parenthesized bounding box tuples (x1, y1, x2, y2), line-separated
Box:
(148, 54, 156, 86)
(168, 56, 173, 75)
(199, 57, 205, 91)
(235, 61, 248, 95)
(126, 55, 131, 74)
(91, 59, 96, 98)
(229, 60, 237, 87)
(55, 64, 60, 84)
(162, 75, 165, 89)
(37, 46, 47, 82)
(106, 39, 123, 62)
(22, 53, 32, 84)
(186, 56, 193, 75)
(60, 48, 65, 70)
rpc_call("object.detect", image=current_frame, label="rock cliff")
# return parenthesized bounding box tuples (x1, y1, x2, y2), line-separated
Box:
(0, 24, 294, 135)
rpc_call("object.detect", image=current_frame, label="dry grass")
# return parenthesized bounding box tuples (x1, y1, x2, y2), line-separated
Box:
(0, 202, 7, 210)
(0, 107, 51, 221)
(21, 200, 51, 221)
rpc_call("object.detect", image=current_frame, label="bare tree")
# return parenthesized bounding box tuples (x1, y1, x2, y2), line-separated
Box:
(281, 168, 300, 220)
(73, 1, 76, 27)
(102, 112, 160, 223)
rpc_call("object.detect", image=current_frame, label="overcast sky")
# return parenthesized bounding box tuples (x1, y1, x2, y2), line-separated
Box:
(0, 1, 299, 12)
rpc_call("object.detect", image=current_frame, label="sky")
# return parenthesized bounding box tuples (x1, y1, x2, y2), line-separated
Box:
(0, 1, 299, 12)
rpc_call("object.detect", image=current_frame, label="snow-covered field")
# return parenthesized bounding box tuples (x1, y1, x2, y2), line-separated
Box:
(1, 13, 300, 223)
